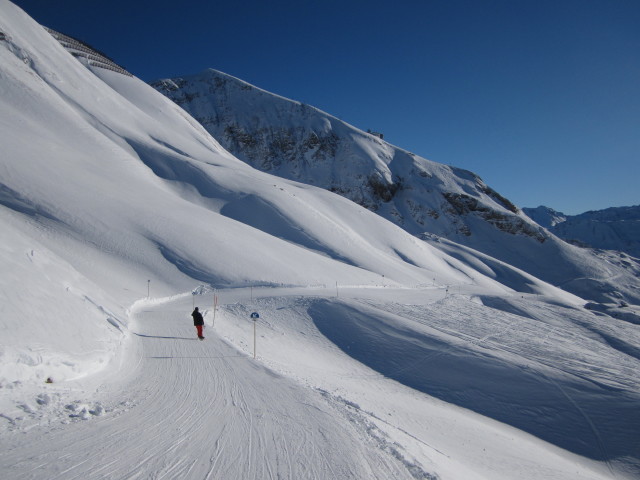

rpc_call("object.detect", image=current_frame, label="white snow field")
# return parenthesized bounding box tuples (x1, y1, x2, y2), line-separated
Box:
(1, 1, 639, 478)
(2, 287, 637, 480)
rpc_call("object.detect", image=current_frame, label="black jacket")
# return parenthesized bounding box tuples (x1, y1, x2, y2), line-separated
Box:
(192, 309, 204, 326)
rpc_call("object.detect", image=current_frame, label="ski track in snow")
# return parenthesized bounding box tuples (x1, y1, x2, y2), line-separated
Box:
(1, 3, 639, 478)
(1, 287, 637, 479)
(365, 296, 639, 464)
(0, 296, 421, 480)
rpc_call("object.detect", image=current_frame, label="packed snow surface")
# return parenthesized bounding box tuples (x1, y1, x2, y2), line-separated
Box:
(1, 1, 639, 478)
(3, 288, 638, 479)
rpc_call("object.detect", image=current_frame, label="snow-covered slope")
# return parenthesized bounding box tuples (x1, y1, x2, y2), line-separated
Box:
(151, 70, 535, 239)
(1, 2, 639, 478)
(151, 69, 640, 306)
(1, 0, 502, 385)
(525, 205, 640, 258)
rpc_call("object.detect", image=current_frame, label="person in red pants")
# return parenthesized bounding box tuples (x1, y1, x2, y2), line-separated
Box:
(191, 307, 205, 340)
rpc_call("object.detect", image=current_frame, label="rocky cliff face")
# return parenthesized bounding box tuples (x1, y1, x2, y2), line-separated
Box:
(151, 69, 546, 244)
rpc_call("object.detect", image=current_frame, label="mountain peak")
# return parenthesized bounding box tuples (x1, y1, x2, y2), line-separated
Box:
(150, 69, 640, 304)
(523, 205, 567, 228)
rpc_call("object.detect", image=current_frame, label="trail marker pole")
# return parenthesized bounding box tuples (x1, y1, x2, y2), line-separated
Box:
(147, 280, 150, 298)
(250, 312, 260, 359)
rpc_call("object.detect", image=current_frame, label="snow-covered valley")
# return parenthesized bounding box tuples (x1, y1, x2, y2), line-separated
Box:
(1, 1, 639, 478)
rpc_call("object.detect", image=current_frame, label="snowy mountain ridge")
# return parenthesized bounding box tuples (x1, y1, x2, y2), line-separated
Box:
(1, 2, 639, 478)
(525, 205, 640, 258)
(151, 69, 640, 306)
(522, 205, 568, 228)
(151, 70, 535, 238)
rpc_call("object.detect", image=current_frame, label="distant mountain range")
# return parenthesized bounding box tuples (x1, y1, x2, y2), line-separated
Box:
(524, 205, 640, 258)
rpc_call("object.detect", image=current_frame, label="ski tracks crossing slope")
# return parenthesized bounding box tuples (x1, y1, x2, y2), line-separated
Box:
(0, 298, 417, 480)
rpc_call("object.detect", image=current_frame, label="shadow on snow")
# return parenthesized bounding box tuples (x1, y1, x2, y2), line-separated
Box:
(309, 299, 640, 472)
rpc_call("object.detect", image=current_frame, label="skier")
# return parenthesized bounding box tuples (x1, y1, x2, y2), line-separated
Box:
(192, 307, 205, 340)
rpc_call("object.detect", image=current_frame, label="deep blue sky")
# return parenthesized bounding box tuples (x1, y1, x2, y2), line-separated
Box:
(12, 0, 640, 214)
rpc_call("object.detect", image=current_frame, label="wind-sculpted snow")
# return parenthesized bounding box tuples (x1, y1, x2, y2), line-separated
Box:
(152, 69, 532, 241)
(1, 1, 639, 478)
(219, 194, 359, 266)
(216, 287, 637, 478)
(152, 69, 640, 306)
(308, 295, 640, 466)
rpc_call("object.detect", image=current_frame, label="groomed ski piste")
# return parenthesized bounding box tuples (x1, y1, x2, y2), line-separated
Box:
(2, 284, 639, 479)
(1, 1, 639, 478)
